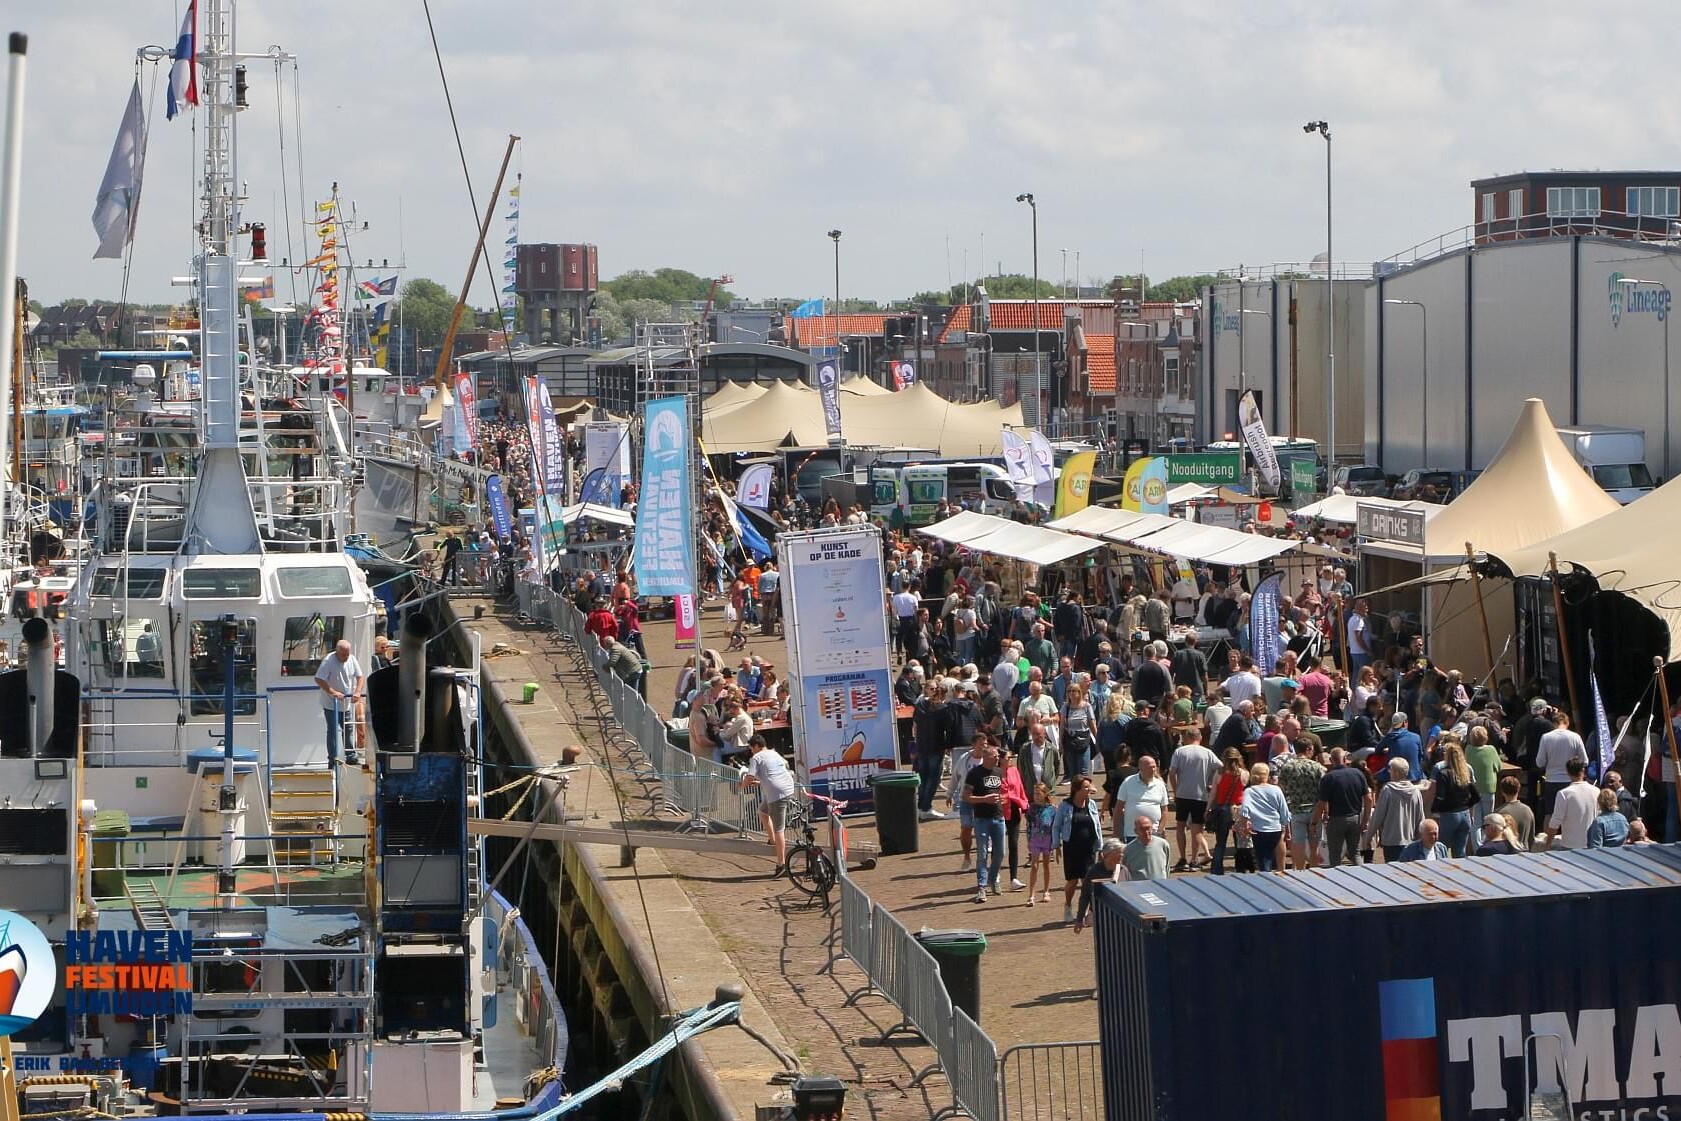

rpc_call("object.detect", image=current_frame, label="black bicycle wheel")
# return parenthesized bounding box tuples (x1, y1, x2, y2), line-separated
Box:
(786, 845, 834, 898)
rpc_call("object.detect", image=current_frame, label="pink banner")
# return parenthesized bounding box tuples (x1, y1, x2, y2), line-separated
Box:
(673, 593, 698, 650)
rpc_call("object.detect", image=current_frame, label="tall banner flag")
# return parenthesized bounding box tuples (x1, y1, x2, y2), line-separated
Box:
(166, 0, 199, 120)
(486, 475, 513, 541)
(1120, 455, 1151, 512)
(92, 81, 148, 260)
(501, 173, 520, 331)
(1138, 456, 1171, 515)
(537, 384, 566, 497)
(451, 372, 477, 455)
(1000, 428, 1034, 501)
(737, 463, 775, 511)
(673, 593, 699, 650)
(584, 422, 630, 507)
(777, 526, 898, 811)
(1250, 572, 1283, 675)
(816, 360, 844, 444)
(634, 397, 695, 597)
(1028, 429, 1056, 507)
(1239, 390, 1282, 490)
(721, 490, 773, 560)
(311, 202, 343, 373)
(1588, 633, 1614, 779)
(1054, 451, 1097, 519)
(522, 376, 549, 493)
(893, 361, 917, 391)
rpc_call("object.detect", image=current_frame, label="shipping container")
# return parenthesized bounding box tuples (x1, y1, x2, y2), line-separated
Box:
(1093, 845, 1681, 1121)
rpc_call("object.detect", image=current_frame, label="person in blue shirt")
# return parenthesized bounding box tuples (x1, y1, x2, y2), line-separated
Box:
(1586, 786, 1630, 848)
(1379, 712, 1424, 782)
(1398, 818, 1450, 862)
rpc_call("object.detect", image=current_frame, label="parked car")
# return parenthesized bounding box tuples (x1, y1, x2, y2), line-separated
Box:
(1332, 463, 1390, 497)
(1391, 468, 1457, 503)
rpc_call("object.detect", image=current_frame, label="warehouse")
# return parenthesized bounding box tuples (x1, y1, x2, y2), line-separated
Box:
(1362, 234, 1681, 478)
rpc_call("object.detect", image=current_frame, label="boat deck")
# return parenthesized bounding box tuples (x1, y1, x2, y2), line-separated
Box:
(98, 862, 368, 912)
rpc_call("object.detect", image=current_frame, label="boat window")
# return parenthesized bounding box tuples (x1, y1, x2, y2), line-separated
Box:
(91, 566, 167, 599)
(97, 618, 166, 678)
(277, 566, 353, 597)
(183, 569, 262, 599)
(188, 619, 257, 716)
(281, 615, 345, 677)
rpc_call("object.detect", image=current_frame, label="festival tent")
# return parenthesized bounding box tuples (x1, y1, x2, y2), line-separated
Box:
(1294, 493, 1439, 525)
(1363, 398, 1622, 680)
(702, 379, 768, 417)
(918, 510, 1100, 566)
(840, 376, 890, 396)
(700, 378, 829, 450)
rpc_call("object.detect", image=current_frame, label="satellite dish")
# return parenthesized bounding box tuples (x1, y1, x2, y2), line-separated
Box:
(1309, 252, 1331, 277)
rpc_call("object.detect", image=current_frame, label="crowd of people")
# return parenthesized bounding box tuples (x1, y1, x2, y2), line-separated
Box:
(885, 523, 1665, 921)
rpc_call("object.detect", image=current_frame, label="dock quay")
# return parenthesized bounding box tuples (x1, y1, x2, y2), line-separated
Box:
(440, 588, 1104, 1121)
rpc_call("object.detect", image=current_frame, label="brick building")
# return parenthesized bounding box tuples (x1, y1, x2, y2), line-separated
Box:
(1473, 170, 1681, 243)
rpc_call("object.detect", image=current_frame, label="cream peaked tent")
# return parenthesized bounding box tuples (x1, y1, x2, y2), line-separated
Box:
(702, 379, 768, 418)
(1427, 398, 1620, 558)
(1366, 398, 1622, 679)
(701, 378, 829, 450)
(840, 376, 890, 396)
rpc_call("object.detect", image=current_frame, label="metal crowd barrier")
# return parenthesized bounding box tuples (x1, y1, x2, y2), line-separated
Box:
(997, 1042, 1105, 1121)
(833, 860, 1097, 1121)
(512, 582, 761, 836)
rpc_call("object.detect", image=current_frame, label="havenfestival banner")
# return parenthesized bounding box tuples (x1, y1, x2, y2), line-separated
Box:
(583, 422, 631, 507)
(486, 474, 512, 541)
(777, 526, 898, 812)
(452, 371, 477, 456)
(635, 397, 695, 597)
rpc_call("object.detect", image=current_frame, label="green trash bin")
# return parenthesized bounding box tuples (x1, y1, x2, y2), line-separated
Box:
(867, 771, 921, 856)
(92, 809, 131, 900)
(1311, 719, 1349, 749)
(915, 928, 987, 1021)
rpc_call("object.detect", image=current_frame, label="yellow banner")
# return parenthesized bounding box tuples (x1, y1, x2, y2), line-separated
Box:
(1054, 451, 1097, 520)
(1120, 456, 1155, 512)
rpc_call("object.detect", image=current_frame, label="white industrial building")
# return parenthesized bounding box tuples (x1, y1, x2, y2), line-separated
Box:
(1363, 235, 1681, 478)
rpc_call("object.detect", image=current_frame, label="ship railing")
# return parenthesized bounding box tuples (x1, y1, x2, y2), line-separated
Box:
(485, 888, 569, 1090)
(81, 684, 346, 801)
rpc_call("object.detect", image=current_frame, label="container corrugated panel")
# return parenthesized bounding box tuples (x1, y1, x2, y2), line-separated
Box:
(1093, 845, 1681, 1120)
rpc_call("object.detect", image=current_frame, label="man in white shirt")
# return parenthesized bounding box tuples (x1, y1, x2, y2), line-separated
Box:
(1547, 758, 1597, 850)
(1170, 573, 1199, 624)
(313, 640, 364, 766)
(1346, 599, 1373, 671)
(891, 585, 921, 662)
(1222, 655, 1263, 706)
(742, 735, 798, 873)
(1535, 713, 1588, 819)
(1114, 754, 1169, 843)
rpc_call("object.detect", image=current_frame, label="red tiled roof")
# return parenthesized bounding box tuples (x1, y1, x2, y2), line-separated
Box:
(787, 314, 894, 349)
(986, 299, 1113, 331)
(1086, 333, 1116, 394)
(938, 304, 972, 343)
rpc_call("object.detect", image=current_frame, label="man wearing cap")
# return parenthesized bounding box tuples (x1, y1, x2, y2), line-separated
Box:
(1379, 712, 1423, 782)
(741, 734, 797, 874)
(1072, 838, 1127, 931)
(896, 661, 925, 707)
(1120, 698, 1168, 770)
(1510, 696, 1556, 788)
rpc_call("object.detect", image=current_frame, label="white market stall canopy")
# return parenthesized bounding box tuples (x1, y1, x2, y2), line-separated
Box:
(559, 502, 635, 529)
(918, 510, 1101, 566)
(1049, 505, 1298, 566)
(1294, 494, 1440, 526)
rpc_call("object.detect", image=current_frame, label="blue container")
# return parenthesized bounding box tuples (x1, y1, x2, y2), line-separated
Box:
(1092, 845, 1681, 1120)
(122, 1043, 167, 1091)
(184, 747, 259, 775)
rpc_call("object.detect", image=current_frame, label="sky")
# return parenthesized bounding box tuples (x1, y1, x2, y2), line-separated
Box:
(14, 0, 1681, 309)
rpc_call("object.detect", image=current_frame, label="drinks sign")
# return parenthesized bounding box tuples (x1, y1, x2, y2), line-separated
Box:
(1357, 503, 1427, 547)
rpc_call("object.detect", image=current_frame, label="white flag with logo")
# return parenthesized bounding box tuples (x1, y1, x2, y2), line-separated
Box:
(1028, 429, 1056, 507)
(1000, 428, 1034, 502)
(1239, 390, 1281, 490)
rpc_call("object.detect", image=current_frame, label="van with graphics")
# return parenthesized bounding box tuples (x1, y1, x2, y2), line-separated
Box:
(867, 462, 1015, 525)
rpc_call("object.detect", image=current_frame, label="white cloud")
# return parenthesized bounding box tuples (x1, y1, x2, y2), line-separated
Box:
(12, 0, 1681, 308)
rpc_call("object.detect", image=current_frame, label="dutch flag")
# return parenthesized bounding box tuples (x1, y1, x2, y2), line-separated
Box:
(166, 1, 198, 120)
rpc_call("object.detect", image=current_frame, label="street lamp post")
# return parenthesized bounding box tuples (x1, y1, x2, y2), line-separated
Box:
(1016, 193, 1040, 426)
(1385, 299, 1428, 465)
(1303, 120, 1333, 467)
(826, 228, 842, 376)
(1620, 276, 1672, 476)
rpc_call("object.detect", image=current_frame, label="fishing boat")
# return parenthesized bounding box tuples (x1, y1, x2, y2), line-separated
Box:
(0, 4, 567, 1116)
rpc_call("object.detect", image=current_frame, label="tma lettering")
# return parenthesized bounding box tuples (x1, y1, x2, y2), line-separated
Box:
(1448, 1006, 1681, 1111)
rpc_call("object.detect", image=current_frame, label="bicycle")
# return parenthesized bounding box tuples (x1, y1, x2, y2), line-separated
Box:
(783, 791, 845, 902)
